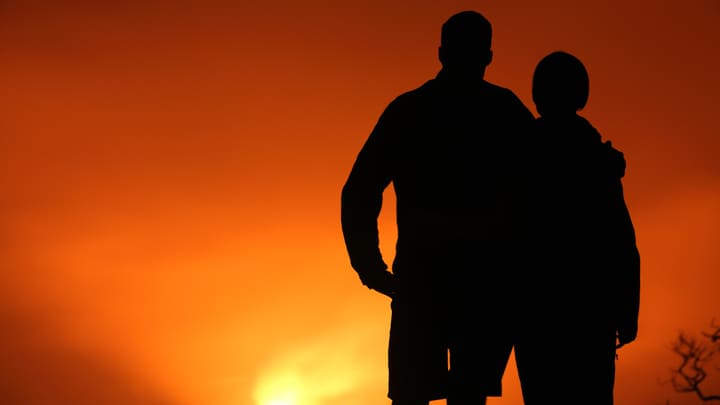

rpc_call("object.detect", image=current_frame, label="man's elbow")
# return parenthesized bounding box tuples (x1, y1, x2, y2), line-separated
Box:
(341, 180, 355, 208)
(341, 177, 370, 207)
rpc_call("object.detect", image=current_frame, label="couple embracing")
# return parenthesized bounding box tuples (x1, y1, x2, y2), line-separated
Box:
(341, 10, 640, 405)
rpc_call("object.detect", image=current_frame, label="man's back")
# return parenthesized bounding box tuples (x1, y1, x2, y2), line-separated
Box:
(388, 73, 533, 256)
(340, 10, 536, 403)
(341, 70, 534, 402)
(342, 73, 534, 278)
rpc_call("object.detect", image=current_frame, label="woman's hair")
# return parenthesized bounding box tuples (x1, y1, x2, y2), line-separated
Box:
(532, 51, 589, 115)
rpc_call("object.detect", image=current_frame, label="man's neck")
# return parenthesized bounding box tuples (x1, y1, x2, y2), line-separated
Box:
(437, 66, 487, 84)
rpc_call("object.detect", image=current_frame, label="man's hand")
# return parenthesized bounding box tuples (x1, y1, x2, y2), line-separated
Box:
(358, 269, 396, 298)
(616, 326, 637, 349)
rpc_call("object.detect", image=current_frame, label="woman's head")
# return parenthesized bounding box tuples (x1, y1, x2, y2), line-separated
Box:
(532, 51, 589, 117)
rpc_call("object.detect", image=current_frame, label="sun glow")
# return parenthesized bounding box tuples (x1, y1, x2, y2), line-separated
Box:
(252, 320, 387, 405)
(254, 371, 302, 405)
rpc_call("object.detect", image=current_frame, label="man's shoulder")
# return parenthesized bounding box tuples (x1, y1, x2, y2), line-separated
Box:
(482, 81, 524, 101)
(382, 79, 437, 113)
(392, 78, 520, 102)
(395, 79, 437, 101)
(481, 81, 535, 124)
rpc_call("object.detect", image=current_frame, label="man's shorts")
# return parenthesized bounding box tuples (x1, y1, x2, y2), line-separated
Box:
(387, 293, 513, 402)
(388, 295, 448, 402)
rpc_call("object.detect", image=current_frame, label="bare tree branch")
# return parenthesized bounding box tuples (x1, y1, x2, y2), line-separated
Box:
(669, 320, 720, 402)
(702, 319, 720, 344)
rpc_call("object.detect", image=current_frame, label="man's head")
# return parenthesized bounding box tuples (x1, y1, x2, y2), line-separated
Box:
(532, 51, 589, 117)
(439, 11, 493, 70)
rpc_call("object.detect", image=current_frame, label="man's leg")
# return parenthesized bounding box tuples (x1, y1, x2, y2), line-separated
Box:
(389, 294, 449, 405)
(447, 331, 510, 405)
(391, 400, 430, 405)
(514, 339, 548, 405)
(447, 395, 487, 405)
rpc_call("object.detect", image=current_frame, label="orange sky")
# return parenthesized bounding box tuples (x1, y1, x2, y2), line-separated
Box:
(2, 1, 719, 404)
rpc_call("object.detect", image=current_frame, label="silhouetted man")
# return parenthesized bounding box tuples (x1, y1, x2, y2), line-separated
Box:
(341, 11, 534, 405)
(513, 51, 641, 405)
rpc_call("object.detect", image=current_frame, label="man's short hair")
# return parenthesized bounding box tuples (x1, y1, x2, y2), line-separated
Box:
(440, 11, 492, 65)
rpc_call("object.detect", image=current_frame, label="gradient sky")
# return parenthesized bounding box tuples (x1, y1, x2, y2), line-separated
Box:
(2, 1, 719, 404)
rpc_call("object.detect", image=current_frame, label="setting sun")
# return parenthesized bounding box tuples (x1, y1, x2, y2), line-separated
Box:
(254, 371, 302, 405)
(251, 319, 388, 405)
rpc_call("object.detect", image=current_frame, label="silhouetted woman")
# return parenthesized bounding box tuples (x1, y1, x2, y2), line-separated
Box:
(513, 51, 640, 405)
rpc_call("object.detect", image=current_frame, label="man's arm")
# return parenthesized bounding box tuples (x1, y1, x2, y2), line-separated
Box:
(341, 103, 397, 297)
